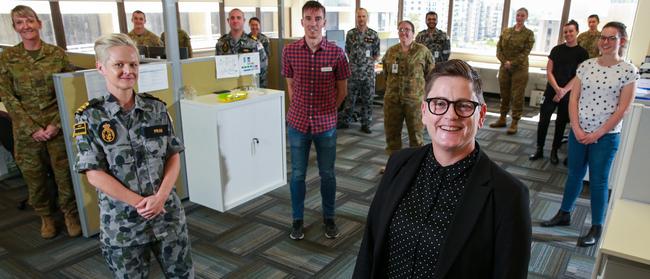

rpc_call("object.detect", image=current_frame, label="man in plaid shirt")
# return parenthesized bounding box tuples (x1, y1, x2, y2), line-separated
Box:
(282, 0, 350, 240)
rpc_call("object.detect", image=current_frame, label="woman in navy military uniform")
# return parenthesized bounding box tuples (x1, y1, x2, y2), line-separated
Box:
(73, 33, 194, 278)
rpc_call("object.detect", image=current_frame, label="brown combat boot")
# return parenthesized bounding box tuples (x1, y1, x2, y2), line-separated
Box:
(507, 119, 519, 134)
(489, 115, 507, 128)
(41, 216, 57, 239)
(64, 212, 82, 237)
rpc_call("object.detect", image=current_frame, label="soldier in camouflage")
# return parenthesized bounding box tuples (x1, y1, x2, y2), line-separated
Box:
(216, 9, 268, 88)
(0, 5, 81, 239)
(127, 10, 163, 47)
(383, 20, 434, 156)
(161, 29, 193, 58)
(577, 14, 600, 58)
(249, 17, 270, 87)
(491, 7, 535, 135)
(415, 11, 450, 64)
(74, 33, 193, 278)
(337, 8, 380, 134)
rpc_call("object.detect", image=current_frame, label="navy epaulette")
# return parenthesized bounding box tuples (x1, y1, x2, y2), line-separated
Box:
(75, 98, 102, 115)
(140, 93, 167, 105)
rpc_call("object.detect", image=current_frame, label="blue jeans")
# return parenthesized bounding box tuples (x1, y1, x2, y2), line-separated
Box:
(288, 126, 337, 220)
(560, 132, 620, 225)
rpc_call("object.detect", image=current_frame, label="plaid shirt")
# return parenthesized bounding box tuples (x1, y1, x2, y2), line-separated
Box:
(282, 38, 350, 134)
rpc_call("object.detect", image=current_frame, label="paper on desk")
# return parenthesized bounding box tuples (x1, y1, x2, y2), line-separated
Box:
(215, 55, 240, 79)
(84, 70, 108, 100)
(239, 52, 261, 75)
(138, 63, 169, 93)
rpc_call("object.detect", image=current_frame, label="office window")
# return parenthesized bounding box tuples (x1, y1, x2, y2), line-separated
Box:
(569, 0, 638, 56)
(124, 1, 164, 36)
(361, 0, 398, 55)
(403, 0, 449, 34)
(178, 1, 221, 51)
(322, 1, 355, 32)
(60, 1, 120, 53)
(260, 7, 278, 38)
(451, 0, 504, 56)
(509, 0, 564, 54)
(0, 1, 55, 46)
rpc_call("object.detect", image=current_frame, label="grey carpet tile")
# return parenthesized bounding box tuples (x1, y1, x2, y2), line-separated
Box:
(215, 223, 283, 256)
(53, 253, 114, 279)
(529, 242, 572, 277)
(313, 252, 357, 279)
(21, 237, 98, 272)
(301, 218, 363, 249)
(186, 207, 244, 238)
(334, 175, 376, 194)
(256, 203, 320, 228)
(0, 177, 25, 190)
(334, 159, 360, 172)
(0, 258, 45, 279)
(335, 200, 370, 223)
(226, 262, 295, 279)
(261, 240, 339, 276)
(192, 242, 247, 278)
(227, 195, 276, 217)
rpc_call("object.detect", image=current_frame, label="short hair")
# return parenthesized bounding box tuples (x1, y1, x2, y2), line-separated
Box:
(249, 17, 260, 24)
(565, 19, 579, 32)
(398, 20, 415, 33)
(425, 11, 438, 18)
(588, 14, 600, 22)
(11, 5, 40, 27)
(229, 8, 244, 18)
(424, 59, 484, 104)
(132, 10, 146, 19)
(357, 8, 368, 15)
(94, 33, 139, 65)
(302, 1, 326, 17)
(603, 21, 628, 56)
(517, 7, 529, 16)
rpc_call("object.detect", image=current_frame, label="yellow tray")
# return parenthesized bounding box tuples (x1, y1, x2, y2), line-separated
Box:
(217, 91, 248, 103)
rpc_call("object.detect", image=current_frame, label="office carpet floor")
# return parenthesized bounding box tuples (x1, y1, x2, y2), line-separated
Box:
(0, 95, 598, 278)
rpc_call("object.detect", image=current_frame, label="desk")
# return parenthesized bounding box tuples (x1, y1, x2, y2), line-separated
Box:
(593, 199, 650, 278)
(466, 61, 547, 96)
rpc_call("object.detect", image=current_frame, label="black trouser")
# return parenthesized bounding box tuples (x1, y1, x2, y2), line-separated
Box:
(536, 92, 569, 150)
(0, 111, 13, 155)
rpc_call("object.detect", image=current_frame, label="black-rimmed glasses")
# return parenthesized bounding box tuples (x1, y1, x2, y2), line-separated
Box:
(425, 97, 480, 118)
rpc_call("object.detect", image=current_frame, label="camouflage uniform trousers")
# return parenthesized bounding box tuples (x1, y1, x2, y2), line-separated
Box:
(101, 228, 194, 279)
(339, 78, 375, 126)
(14, 132, 77, 216)
(383, 92, 424, 155)
(259, 67, 268, 88)
(498, 67, 529, 120)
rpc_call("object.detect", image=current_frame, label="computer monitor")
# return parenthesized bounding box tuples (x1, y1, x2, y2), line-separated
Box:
(137, 46, 147, 58)
(145, 46, 189, 60)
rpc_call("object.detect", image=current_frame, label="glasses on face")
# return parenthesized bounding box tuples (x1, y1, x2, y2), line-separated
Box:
(425, 97, 480, 118)
(398, 28, 412, 34)
(599, 35, 619, 42)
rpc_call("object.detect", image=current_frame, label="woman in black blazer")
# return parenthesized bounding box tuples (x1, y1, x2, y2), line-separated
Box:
(353, 60, 531, 279)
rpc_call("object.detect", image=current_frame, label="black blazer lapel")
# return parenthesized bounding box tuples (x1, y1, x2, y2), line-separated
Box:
(435, 150, 493, 278)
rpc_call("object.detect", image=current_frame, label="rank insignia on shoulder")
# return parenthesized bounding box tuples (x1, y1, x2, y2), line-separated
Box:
(99, 121, 117, 144)
(75, 102, 89, 115)
(73, 122, 88, 137)
(221, 43, 230, 53)
(140, 93, 166, 105)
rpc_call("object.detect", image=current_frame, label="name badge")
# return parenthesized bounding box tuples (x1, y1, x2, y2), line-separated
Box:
(144, 125, 170, 138)
(434, 51, 440, 58)
(321, 67, 333, 72)
(365, 50, 371, 58)
(391, 63, 398, 74)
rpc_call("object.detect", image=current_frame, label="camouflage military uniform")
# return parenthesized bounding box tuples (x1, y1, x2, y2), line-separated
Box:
(161, 29, 193, 58)
(382, 42, 434, 155)
(74, 93, 194, 278)
(216, 32, 268, 88)
(250, 32, 270, 88)
(496, 26, 535, 120)
(338, 27, 380, 127)
(128, 29, 163, 47)
(577, 30, 600, 58)
(0, 41, 77, 217)
(415, 28, 451, 63)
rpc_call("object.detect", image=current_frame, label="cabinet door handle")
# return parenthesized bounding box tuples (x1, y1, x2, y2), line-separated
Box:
(251, 138, 259, 155)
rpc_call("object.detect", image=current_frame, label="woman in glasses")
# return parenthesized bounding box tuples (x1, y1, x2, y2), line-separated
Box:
(529, 20, 589, 164)
(381, 20, 434, 170)
(354, 60, 531, 279)
(542, 22, 638, 247)
(490, 7, 535, 134)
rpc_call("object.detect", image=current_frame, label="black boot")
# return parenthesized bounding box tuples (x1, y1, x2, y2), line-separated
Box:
(529, 147, 544, 161)
(577, 225, 602, 247)
(541, 210, 571, 227)
(550, 149, 559, 165)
